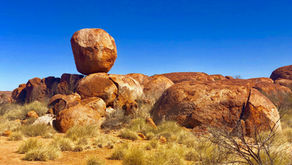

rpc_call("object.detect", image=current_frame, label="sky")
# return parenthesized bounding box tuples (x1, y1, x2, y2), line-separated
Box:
(0, 0, 292, 91)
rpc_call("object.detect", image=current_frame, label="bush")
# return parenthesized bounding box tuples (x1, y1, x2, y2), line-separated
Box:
(8, 132, 23, 141)
(3, 101, 48, 120)
(110, 143, 129, 160)
(122, 148, 146, 165)
(53, 136, 74, 151)
(65, 125, 99, 141)
(17, 138, 43, 154)
(87, 156, 105, 165)
(20, 123, 56, 137)
(119, 129, 138, 140)
(23, 144, 60, 161)
(0, 118, 21, 134)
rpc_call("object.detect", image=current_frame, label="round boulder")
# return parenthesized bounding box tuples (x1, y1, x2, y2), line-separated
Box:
(71, 28, 117, 75)
(270, 65, 292, 80)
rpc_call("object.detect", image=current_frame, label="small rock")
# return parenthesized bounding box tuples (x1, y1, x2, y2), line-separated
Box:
(27, 111, 39, 118)
(159, 136, 167, 143)
(2, 130, 12, 137)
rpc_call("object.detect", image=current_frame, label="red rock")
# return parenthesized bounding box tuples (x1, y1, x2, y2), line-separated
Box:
(76, 73, 118, 105)
(210, 74, 226, 81)
(57, 73, 84, 95)
(80, 97, 106, 117)
(275, 79, 292, 90)
(12, 84, 27, 103)
(55, 104, 103, 133)
(109, 74, 143, 113)
(127, 73, 149, 87)
(152, 81, 281, 136)
(2, 130, 12, 137)
(27, 111, 39, 118)
(270, 65, 292, 80)
(71, 28, 117, 75)
(48, 93, 81, 115)
(161, 72, 212, 84)
(143, 75, 174, 106)
(146, 117, 157, 129)
(225, 76, 234, 80)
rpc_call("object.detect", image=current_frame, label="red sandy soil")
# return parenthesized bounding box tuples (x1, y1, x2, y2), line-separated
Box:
(0, 136, 121, 165)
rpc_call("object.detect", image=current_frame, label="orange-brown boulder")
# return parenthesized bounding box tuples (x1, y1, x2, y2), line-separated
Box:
(48, 93, 81, 115)
(25, 78, 48, 103)
(127, 73, 149, 87)
(27, 111, 39, 118)
(152, 81, 281, 136)
(160, 72, 213, 84)
(143, 75, 174, 106)
(80, 97, 106, 116)
(275, 79, 292, 90)
(55, 104, 103, 133)
(76, 73, 118, 105)
(210, 74, 226, 81)
(57, 73, 84, 95)
(270, 65, 292, 80)
(12, 84, 27, 103)
(109, 74, 143, 113)
(71, 28, 117, 75)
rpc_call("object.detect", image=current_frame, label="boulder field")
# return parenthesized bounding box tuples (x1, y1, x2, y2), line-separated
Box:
(8, 28, 292, 135)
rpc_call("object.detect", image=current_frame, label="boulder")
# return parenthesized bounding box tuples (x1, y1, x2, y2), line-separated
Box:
(48, 93, 81, 115)
(152, 81, 281, 136)
(270, 65, 292, 80)
(25, 78, 48, 103)
(275, 79, 292, 90)
(55, 103, 103, 133)
(109, 74, 143, 114)
(160, 72, 213, 84)
(12, 84, 27, 103)
(71, 28, 117, 75)
(80, 97, 106, 116)
(57, 73, 84, 95)
(210, 74, 226, 81)
(76, 73, 118, 105)
(27, 111, 39, 118)
(33, 114, 55, 126)
(127, 73, 149, 87)
(143, 75, 174, 106)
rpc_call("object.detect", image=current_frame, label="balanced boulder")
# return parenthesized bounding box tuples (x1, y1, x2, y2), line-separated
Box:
(71, 28, 117, 75)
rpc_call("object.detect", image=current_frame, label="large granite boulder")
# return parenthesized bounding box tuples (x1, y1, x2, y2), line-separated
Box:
(270, 65, 292, 80)
(71, 28, 117, 75)
(152, 81, 281, 136)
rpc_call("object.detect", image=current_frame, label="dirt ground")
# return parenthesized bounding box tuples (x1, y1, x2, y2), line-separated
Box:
(0, 136, 122, 165)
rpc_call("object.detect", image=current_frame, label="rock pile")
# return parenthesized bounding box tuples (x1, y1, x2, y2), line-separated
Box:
(9, 28, 290, 135)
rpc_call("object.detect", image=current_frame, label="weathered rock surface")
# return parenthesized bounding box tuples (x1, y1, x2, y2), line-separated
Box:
(33, 114, 55, 126)
(55, 103, 103, 132)
(0, 91, 12, 104)
(152, 81, 281, 136)
(76, 73, 118, 105)
(71, 28, 117, 75)
(275, 79, 292, 90)
(143, 75, 174, 106)
(12, 84, 27, 103)
(48, 93, 81, 115)
(270, 65, 292, 80)
(127, 73, 149, 88)
(161, 72, 212, 83)
(57, 73, 84, 95)
(109, 74, 143, 114)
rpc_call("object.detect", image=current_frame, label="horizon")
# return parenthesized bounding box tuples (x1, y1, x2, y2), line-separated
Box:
(1, 0, 292, 91)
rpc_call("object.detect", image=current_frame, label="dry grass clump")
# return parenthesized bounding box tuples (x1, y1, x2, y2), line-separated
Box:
(19, 123, 56, 137)
(110, 143, 129, 160)
(0, 117, 21, 134)
(8, 131, 23, 141)
(119, 129, 138, 140)
(18, 138, 61, 161)
(2, 101, 48, 120)
(65, 124, 99, 141)
(86, 156, 105, 165)
(52, 136, 75, 151)
(122, 147, 146, 165)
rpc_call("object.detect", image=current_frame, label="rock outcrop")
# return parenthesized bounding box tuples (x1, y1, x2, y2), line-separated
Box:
(71, 28, 117, 75)
(0, 91, 12, 104)
(270, 65, 292, 81)
(76, 73, 118, 105)
(152, 81, 281, 136)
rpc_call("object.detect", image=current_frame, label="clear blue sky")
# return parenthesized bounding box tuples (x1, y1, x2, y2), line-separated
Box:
(1, 0, 292, 91)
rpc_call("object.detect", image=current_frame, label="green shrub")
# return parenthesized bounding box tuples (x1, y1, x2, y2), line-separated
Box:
(65, 125, 99, 141)
(119, 129, 138, 140)
(17, 138, 43, 154)
(8, 132, 23, 141)
(23, 144, 61, 161)
(20, 123, 56, 137)
(87, 156, 105, 165)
